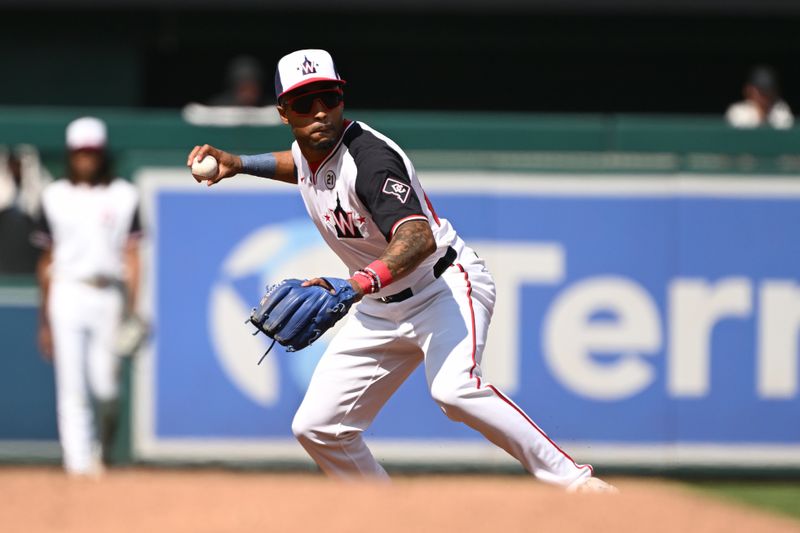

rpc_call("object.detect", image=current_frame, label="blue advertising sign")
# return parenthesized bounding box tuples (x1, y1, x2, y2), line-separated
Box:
(134, 172, 800, 467)
(0, 301, 57, 440)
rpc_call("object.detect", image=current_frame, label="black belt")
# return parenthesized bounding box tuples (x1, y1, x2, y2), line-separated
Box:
(380, 246, 457, 304)
(81, 275, 122, 289)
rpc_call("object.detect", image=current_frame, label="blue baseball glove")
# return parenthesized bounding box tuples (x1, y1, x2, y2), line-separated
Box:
(249, 278, 357, 354)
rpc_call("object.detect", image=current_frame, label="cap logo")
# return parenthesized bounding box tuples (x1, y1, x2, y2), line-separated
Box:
(299, 56, 318, 76)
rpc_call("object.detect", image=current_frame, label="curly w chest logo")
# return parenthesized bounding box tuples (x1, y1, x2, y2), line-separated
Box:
(324, 194, 365, 238)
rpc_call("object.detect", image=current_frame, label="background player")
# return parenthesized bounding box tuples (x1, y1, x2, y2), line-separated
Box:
(33, 117, 142, 476)
(188, 49, 616, 492)
(726, 65, 794, 129)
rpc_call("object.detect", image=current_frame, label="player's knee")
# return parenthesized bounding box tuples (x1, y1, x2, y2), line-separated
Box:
(291, 410, 335, 446)
(88, 365, 120, 401)
(429, 381, 468, 421)
(291, 411, 317, 444)
(292, 409, 364, 450)
(91, 383, 118, 403)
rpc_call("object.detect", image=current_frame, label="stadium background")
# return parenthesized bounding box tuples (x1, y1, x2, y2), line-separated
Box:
(1, 0, 799, 529)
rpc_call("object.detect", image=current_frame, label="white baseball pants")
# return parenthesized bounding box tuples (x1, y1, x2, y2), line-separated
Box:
(48, 280, 122, 475)
(292, 253, 593, 486)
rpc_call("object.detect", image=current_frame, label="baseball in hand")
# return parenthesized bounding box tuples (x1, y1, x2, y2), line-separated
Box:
(192, 155, 218, 180)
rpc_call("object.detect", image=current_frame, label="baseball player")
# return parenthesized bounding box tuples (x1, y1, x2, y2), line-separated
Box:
(33, 117, 142, 476)
(726, 65, 794, 129)
(188, 49, 616, 492)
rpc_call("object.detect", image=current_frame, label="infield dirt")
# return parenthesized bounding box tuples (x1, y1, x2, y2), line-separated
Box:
(2, 467, 798, 533)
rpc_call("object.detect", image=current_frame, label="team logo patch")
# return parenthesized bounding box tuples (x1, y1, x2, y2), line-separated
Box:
(299, 56, 318, 75)
(324, 170, 336, 190)
(324, 194, 366, 239)
(382, 177, 411, 203)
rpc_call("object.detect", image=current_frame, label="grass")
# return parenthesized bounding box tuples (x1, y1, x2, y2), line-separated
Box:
(688, 481, 800, 521)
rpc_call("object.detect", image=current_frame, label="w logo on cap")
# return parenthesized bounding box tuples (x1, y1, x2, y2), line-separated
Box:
(300, 56, 318, 75)
(276, 49, 346, 99)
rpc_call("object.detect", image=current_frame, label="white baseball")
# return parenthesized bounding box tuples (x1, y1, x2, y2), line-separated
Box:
(192, 155, 219, 180)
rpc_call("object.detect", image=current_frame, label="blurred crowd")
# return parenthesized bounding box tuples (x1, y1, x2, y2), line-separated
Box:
(0, 145, 51, 273)
(181, 55, 282, 127)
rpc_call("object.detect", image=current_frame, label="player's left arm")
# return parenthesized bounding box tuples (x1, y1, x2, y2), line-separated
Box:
(35, 248, 53, 360)
(376, 220, 436, 282)
(124, 239, 140, 314)
(31, 205, 54, 360)
(124, 206, 144, 314)
(334, 219, 434, 300)
(304, 219, 436, 300)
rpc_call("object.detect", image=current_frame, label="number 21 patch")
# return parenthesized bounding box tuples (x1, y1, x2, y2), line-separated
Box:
(382, 177, 411, 203)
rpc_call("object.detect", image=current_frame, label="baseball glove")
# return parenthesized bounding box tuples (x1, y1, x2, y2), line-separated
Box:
(249, 278, 357, 356)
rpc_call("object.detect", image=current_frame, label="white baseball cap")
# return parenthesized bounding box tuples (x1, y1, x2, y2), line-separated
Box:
(274, 49, 346, 100)
(66, 116, 107, 150)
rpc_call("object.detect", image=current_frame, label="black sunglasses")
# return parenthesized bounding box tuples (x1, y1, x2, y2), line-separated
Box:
(285, 89, 344, 115)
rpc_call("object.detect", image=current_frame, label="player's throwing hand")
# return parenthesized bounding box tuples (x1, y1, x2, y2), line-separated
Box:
(186, 144, 242, 186)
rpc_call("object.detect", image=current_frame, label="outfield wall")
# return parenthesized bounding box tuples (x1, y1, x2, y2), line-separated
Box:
(127, 170, 800, 470)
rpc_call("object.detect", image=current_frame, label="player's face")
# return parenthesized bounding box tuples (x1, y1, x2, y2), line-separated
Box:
(745, 84, 775, 110)
(278, 82, 345, 152)
(68, 149, 104, 184)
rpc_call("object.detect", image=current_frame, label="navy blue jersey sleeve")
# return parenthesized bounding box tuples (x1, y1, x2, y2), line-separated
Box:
(30, 208, 52, 249)
(128, 204, 143, 238)
(346, 124, 426, 241)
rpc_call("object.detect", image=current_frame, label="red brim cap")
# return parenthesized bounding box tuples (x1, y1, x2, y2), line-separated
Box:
(275, 50, 346, 99)
(277, 77, 347, 100)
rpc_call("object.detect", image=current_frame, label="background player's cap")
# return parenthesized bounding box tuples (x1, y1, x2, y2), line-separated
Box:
(66, 117, 107, 150)
(274, 49, 346, 100)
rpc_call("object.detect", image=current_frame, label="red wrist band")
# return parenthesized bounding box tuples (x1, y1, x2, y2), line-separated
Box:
(350, 271, 374, 294)
(349, 261, 393, 295)
(365, 260, 393, 289)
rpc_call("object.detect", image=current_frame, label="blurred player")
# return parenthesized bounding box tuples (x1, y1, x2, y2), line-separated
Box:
(33, 117, 142, 476)
(726, 65, 794, 129)
(208, 55, 269, 107)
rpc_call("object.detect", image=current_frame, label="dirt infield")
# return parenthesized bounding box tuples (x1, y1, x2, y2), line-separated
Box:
(2, 467, 798, 533)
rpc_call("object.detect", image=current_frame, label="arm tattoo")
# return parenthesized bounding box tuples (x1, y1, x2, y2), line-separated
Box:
(380, 220, 436, 280)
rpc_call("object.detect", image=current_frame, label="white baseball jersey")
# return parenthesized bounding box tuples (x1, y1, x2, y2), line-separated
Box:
(33, 179, 141, 282)
(292, 120, 464, 299)
(288, 119, 593, 487)
(726, 99, 794, 129)
(32, 177, 141, 476)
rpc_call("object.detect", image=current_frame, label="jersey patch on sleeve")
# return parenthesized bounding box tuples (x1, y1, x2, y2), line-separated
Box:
(347, 123, 427, 241)
(382, 177, 411, 203)
(128, 205, 144, 239)
(30, 208, 53, 249)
